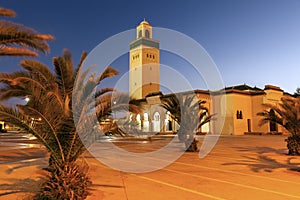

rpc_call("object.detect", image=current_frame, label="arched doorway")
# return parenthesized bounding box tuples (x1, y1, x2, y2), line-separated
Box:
(164, 111, 172, 131)
(136, 114, 141, 130)
(269, 109, 278, 132)
(143, 113, 149, 132)
(200, 112, 210, 133)
(152, 112, 160, 132)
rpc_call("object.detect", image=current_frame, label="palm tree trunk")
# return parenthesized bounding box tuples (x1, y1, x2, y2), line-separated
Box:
(185, 137, 199, 152)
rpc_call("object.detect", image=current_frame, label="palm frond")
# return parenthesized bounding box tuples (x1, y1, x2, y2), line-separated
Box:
(75, 51, 87, 74)
(53, 50, 75, 97)
(0, 20, 53, 54)
(0, 87, 29, 101)
(95, 88, 115, 99)
(97, 66, 119, 84)
(17, 91, 67, 156)
(95, 93, 113, 119)
(161, 95, 181, 123)
(0, 46, 37, 56)
(0, 7, 16, 17)
(20, 60, 56, 84)
(0, 105, 63, 164)
(0, 71, 42, 100)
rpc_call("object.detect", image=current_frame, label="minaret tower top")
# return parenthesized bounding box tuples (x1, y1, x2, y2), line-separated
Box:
(136, 19, 152, 39)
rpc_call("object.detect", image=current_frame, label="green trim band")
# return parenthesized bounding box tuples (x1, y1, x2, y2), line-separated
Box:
(130, 38, 159, 50)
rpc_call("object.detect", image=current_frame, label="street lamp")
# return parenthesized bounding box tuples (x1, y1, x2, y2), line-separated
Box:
(25, 96, 30, 103)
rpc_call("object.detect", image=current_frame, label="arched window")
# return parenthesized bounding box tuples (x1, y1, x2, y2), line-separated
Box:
(136, 114, 141, 122)
(269, 109, 277, 132)
(143, 113, 149, 121)
(143, 113, 149, 132)
(138, 30, 142, 38)
(145, 30, 150, 38)
(153, 112, 161, 132)
(236, 110, 243, 119)
(154, 112, 160, 121)
(239, 110, 243, 119)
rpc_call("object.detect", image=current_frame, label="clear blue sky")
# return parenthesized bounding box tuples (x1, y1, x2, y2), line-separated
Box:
(1, 0, 300, 94)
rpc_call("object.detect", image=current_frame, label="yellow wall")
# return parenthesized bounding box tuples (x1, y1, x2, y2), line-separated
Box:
(209, 86, 287, 135)
(129, 48, 143, 99)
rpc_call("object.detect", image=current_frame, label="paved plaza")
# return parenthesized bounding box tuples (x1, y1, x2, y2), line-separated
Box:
(0, 133, 300, 199)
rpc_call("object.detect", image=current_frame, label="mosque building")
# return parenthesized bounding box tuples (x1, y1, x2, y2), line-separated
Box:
(128, 19, 290, 135)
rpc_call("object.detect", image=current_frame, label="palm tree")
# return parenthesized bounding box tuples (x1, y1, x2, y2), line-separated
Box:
(0, 7, 53, 57)
(0, 50, 119, 199)
(161, 94, 212, 152)
(294, 87, 300, 97)
(257, 96, 300, 155)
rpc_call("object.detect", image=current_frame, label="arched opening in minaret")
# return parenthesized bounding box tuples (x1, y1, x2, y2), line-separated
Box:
(145, 30, 150, 38)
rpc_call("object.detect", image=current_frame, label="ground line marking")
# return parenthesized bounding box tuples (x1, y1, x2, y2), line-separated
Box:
(131, 174, 226, 200)
(164, 168, 300, 199)
(171, 160, 300, 185)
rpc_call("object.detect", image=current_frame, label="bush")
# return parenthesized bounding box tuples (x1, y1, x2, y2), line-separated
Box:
(185, 138, 199, 152)
(35, 161, 91, 200)
(285, 135, 300, 155)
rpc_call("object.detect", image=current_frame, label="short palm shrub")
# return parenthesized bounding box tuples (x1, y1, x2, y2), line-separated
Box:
(258, 96, 300, 155)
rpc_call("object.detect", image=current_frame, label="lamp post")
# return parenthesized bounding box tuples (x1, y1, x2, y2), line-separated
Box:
(24, 96, 30, 103)
(113, 100, 116, 120)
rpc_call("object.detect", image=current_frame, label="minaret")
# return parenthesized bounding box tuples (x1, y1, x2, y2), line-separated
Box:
(129, 19, 160, 99)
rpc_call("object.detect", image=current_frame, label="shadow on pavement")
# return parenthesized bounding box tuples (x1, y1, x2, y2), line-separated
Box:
(222, 146, 300, 172)
(232, 146, 287, 155)
(0, 177, 43, 198)
(0, 149, 48, 174)
(0, 149, 48, 198)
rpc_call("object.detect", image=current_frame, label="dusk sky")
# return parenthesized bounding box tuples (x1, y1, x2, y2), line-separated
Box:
(1, 0, 300, 94)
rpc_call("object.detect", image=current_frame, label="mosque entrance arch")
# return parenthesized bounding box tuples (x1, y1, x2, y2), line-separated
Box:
(152, 112, 161, 132)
